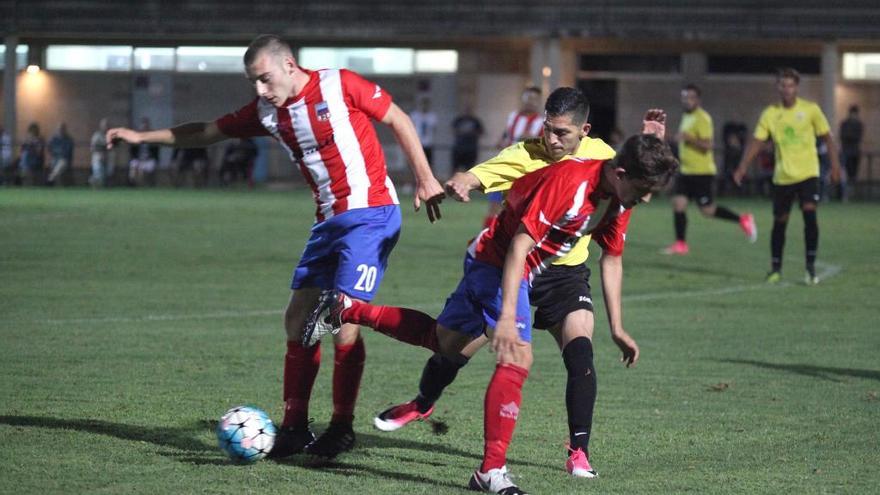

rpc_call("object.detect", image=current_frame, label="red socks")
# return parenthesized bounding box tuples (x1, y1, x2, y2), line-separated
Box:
(281, 341, 321, 428)
(344, 301, 439, 352)
(331, 338, 366, 425)
(481, 364, 529, 472)
(281, 339, 367, 427)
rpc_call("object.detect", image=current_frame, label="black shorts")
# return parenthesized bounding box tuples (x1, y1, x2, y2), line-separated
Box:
(772, 178, 820, 216)
(529, 263, 593, 330)
(673, 174, 715, 207)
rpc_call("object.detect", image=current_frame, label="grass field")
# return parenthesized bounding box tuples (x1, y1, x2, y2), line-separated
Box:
(1, 187, 878, 494)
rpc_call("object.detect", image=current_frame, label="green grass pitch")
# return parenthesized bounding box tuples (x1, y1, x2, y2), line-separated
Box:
(1, 188, 878, 494)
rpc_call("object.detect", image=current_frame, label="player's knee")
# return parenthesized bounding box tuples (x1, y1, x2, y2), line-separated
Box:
(774, 214, 790, 224)
(333, 324, 361, 345)
(283, 305, 306, 339)
(510, 345, 533, 370)
(801, 202, 817, 212)
(562, 336, 594, 377)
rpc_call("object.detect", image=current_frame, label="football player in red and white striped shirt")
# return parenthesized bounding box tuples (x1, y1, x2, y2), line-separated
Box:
(107, 34, 445, 459)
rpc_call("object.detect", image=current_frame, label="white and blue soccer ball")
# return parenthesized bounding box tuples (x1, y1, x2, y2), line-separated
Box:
(216, 405, 276, 463)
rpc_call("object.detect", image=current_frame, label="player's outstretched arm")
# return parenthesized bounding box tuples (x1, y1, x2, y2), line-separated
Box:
(641, 108, 667, 140)
(444, 171, 482, 202)
(382, 103, 445, 222)
(733, 138, 765, 186)
(599, 252, 639, 367)
(106, 121, 228, 149)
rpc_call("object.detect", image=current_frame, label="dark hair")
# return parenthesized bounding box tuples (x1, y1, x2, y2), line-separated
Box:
(682, 83, 701, 97)
(776, 67, 800, 84)
(523, 86, 541, 95)
(849, 104, 859, 114)
(544, 87, 590, 125)
(244, 34, 293, 66)
(616, 134, 678, 187)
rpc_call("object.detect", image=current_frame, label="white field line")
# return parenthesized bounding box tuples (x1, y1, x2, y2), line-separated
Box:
(39, 262, 842, 326)
(624, 261, 842, 303)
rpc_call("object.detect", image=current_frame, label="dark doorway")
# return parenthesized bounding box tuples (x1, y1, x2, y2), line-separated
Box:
(577, 79, 617, 142)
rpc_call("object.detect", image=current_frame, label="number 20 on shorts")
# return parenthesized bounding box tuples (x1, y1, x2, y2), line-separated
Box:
(354, 264, 378, 292)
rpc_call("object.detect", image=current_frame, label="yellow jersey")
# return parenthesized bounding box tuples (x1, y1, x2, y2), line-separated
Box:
(678, 107, 715, 175)
(470, 136, 616, 266)
(754, 97, 831, 185)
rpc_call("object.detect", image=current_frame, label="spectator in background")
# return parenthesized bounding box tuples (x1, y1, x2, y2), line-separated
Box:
(0, 124, 12, 185)
(47, 122, 74, 187)
(89, 118, 110, 187)
(128, 118, 160, 187)
(450, 104, 484, 173)
(18, 122, 45, 186)
(410, 97, 437, 166)
(485, 86, 543, 227)
(219, 137, 258, 187)
(754, 140, 775, 197)
(839, 104, 863, 200)
(173, 146, 210, 187)
(719, 121, 747, 196)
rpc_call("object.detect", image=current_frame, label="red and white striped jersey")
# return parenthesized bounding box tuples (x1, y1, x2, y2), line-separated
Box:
(500, 110, 543, 147)
(216, 68, 399, 222)
(469, 158, 631, 283)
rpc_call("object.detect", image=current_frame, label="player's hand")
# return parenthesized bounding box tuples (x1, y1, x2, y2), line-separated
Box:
(491, 318, 524, 365)
(414, 175, 445, 223)
(641, 109, 667, 140)
(444, 176, 472, 202)
(105, 127, 141, 149)
(829, 166, 842, 184)
(611, 329, 639, 367)
(733, 166, 747, 186)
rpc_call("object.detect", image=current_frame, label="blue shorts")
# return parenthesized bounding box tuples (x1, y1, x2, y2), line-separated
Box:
(437, 256, 532, 343)
(487, 191, 504, 203)
(291, 205, 401, 302)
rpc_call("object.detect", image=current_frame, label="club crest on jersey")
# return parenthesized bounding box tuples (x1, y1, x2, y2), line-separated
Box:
(315, 102, 331, 122)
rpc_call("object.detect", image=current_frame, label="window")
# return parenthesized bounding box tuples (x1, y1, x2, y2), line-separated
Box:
(299, 48, 458, 74)
(46, 45, 132, 71)
(134, 48, 175, 71)
(0, 45, 28, 70)
(843, 53, 880, 81)
(299, 48, 414, 74)
(707, 55, 820, 75)
(415, 50, 458, 73)
(175, 46, 246, 73)
(579, 54, 681, 73)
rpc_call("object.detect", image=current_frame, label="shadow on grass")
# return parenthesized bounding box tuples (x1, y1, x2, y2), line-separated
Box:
(718, 359, 880, 382)
(0, 415, 553, 486)
(274, 455, 467, 491)
(272, 428, 554, 471)
(0, 415, 217, 459)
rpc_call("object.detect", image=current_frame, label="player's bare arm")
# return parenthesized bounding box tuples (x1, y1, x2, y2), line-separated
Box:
(444, 171, 482, 202)
(381, 103, 445, 222)
(106, 121, 228, 149)
(733, 138, 766, 185)
(599, 252, 639, 367)
(820, 133, 842, 183)
(641, 109, 667, 140)
(491, 227, 534, 365)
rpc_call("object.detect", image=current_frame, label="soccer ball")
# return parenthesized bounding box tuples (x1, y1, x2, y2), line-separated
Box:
(216, 405, 277, 463)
